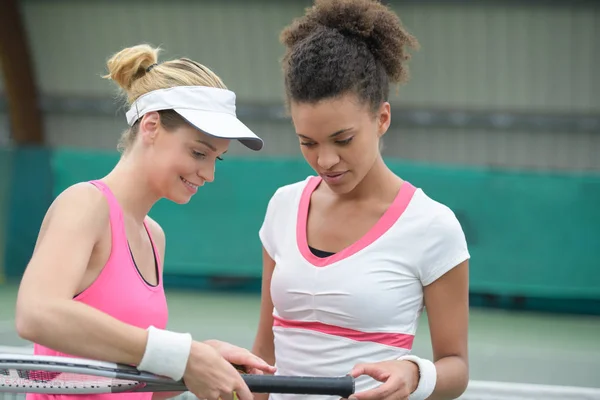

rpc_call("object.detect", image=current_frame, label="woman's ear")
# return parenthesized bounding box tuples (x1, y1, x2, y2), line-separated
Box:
(377, 102, 391, 138)
(139, 112, 161, 144)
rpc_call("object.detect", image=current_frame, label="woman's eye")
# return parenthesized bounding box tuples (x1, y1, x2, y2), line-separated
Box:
(300, 142, 316, 147)
(192, 150, 206, 159)
(336, 137, 353, 146)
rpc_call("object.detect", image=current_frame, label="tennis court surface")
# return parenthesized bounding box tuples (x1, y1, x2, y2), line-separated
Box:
(1, 284, 599, 399)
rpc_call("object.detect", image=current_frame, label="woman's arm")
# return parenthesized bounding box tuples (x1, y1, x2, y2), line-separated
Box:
(15, 183, 150, 364)
(423, 259, 470, 399)
(251, 247, 277, 400)
(349, 260, 470, 400)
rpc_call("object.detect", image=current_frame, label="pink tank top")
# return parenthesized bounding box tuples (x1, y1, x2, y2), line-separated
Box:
(28, 180, 169, 400)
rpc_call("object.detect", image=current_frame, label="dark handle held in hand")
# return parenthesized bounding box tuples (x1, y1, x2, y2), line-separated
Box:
(242, 374, 355, 397)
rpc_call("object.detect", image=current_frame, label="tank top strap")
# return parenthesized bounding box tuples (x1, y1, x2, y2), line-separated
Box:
(87, 180, 127, 246)
(88, 179, 163, 282)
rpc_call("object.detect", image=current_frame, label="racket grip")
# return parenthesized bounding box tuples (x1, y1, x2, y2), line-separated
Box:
(242, 374, 355, 398)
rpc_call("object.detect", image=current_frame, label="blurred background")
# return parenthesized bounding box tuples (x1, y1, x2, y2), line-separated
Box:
(0, 0, 599, 399)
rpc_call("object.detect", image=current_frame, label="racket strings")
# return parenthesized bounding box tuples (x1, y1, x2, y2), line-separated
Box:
(0, 368, 138, 390)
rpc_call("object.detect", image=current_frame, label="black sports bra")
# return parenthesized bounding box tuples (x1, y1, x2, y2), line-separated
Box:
(309, 246, 335, 258)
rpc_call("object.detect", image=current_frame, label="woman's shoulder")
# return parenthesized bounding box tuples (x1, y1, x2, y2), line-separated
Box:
(404, 185, 470, 284)
(33, 182, 111, 254)
(406, 185, 462, 228)
(48, 182, 110, 225)
(266, 175, 317, 206)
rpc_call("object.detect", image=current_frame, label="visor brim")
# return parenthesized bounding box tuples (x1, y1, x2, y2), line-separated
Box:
(175, 108, 264, 151)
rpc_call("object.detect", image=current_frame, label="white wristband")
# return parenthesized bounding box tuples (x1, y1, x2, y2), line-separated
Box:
(397, 355, 437, 400)
(138, 326, 193, 381)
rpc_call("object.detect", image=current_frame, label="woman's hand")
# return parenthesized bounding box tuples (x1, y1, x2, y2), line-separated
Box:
(348, 360, 419, 400)
(204, 339, 277, 375)
(183, 341, 253, 400)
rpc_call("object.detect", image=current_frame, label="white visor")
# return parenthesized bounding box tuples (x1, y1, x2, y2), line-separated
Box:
(125, 86, 263, 151)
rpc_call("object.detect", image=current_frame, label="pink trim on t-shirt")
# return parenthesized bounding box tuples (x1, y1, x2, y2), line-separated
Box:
(296, 176, 417, 267)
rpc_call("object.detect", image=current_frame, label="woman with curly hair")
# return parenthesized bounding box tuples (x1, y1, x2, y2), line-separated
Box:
(252, 1, 470, 399)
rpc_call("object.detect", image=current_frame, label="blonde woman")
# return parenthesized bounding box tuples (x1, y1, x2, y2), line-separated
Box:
(16, 44, 274, 400)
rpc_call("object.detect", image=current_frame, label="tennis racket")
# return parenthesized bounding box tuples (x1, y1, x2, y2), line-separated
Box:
(0, 354, 355, 397)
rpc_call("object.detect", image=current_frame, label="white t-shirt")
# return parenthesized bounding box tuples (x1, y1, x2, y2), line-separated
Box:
(259, 176, 470, 400)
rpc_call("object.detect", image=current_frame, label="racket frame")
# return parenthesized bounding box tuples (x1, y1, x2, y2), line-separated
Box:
(0, 354, 355, 397)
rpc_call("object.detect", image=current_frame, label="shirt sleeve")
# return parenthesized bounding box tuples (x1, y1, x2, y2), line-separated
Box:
(258, 188, 282, 260)
(418, 206, 470, 286)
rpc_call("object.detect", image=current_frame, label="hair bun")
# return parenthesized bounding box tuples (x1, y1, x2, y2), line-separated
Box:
(104, 44, 160, 93)
(315, 0, 380, 40)
(281, 0, 419, 84)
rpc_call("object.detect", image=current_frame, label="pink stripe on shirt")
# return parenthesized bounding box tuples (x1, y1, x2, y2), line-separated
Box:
(273, 315, 414, 349)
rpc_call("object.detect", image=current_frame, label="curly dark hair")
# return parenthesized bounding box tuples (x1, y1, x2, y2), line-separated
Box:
(280, 0, 419, 113)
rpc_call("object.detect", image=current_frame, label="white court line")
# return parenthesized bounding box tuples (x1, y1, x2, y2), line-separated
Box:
(460, 380, 600, 400)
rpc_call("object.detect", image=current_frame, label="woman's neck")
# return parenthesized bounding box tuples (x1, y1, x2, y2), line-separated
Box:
(101, 156, 161, 225)
(330, 157, 403, 204)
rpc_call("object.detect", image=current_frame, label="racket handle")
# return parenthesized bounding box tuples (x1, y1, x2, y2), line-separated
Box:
(242, 374, 355, 398)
